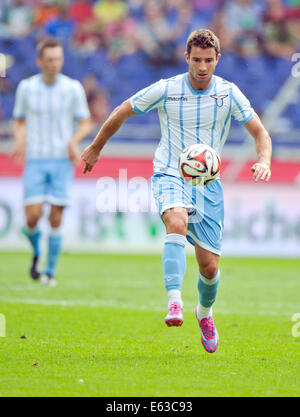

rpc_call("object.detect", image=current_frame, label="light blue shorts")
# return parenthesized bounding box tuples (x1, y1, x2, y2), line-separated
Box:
(151, 173, 224, 255)
(23, 159, 74, 207)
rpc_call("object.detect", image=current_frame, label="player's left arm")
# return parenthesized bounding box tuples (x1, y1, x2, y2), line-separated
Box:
(68, 80, 94, 166)
(243, 112, 272, 182)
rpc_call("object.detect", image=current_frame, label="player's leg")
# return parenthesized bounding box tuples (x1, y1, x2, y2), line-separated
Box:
(194, 245, 220, 353)
(195, 244, 220, 316)
(23, 203, 43, 279)
(152, 174, 195, 326)
(194, 240, 220, 353)
(42, 159, 73, 286)
(41, 205, 64, 287)
(23, 160, 48, 280)
(186, 179, 224, 352)
(161, 208, 188, 326)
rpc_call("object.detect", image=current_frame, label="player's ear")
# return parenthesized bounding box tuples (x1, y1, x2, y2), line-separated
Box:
(184, 51, 189, 64)
(216, 53, 221, 65)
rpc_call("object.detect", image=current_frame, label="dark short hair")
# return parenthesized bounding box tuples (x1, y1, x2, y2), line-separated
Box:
(37, 38, 63, 57)
(186, 29, 221, 57)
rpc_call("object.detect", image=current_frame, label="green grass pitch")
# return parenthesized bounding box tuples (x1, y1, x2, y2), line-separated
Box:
(0, 252, 299, 397)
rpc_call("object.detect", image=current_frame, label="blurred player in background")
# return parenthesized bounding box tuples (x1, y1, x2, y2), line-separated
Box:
(12, 38, 92, 287)
(81, 29, 272, 353)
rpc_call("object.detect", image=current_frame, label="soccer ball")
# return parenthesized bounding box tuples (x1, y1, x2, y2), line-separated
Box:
(178, 143, 221, 186)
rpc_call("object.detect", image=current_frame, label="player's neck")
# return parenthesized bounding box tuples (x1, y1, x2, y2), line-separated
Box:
(188, 72, 213, 91)
(41, 72, 59, 86)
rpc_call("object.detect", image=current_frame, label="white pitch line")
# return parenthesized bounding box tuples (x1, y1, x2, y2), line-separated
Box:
(0, 297, 163, 310)
(0, 297, 293, 316)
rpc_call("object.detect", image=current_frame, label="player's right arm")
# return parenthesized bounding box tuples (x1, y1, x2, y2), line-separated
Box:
(81, 99, 136, 173)
(81, 78, 166, 173)
(11, 119, 27, 164)
(11, 80, 27, 164)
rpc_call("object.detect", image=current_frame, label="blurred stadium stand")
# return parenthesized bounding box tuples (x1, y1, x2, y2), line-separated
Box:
(0, 0, 300, 175)
(0, 0, 300, 256)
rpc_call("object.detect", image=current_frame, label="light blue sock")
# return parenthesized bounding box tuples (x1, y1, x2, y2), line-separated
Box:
(162, 233, 186, 292)
(197, 269, 220, 308)
(45, 230, 63, 277)
(23, 226, 41, 257)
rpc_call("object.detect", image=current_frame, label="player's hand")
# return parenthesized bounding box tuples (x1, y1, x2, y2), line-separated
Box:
(81, 144, 101, 174)
(10, 143, 25, 165)
(68, 142, 81, 166)
(251, 162, 271, 182)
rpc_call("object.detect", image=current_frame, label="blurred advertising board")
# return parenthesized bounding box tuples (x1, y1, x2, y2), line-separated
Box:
(0, 178, 299, 257)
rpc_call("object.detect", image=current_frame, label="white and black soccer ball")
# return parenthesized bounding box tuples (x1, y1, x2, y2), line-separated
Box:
(178, 143, 221, 186)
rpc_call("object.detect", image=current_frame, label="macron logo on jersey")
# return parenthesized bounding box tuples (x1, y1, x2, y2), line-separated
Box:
(167, 96, 188, 102)
(210, 94, 228, 107)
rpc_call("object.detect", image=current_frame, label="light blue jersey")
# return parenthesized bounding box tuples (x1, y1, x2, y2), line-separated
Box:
(13, 73, 90, 160)
(130, 73, 254, 177)
(131, 72, 254, 254)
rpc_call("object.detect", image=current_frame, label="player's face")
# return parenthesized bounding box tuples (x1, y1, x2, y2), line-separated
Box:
(37, 46, 64, 77)
(185, 46, 221, 89)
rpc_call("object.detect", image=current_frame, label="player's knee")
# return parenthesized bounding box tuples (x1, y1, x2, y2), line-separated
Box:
(49, 207, 64, 228)
(26, 210, 42, 228)
(165, 215, 187, 235)
(200, 262, 218, 279)
(49, 216, 62, 228)
(27, 217, 39, 228)
(49, 213, 62, 228)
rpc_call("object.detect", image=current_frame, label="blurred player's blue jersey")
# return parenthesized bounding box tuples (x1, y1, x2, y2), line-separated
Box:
(13, 73, 90, 160)
(130, 73, 254, 177)
(14, 73, 90, 206)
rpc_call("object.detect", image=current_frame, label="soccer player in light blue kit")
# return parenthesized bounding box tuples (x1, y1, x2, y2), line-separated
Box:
(12, 38, 92, 287)
(81, 30, 272, 352)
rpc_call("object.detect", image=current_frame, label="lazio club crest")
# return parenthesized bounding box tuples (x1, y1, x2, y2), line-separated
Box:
(210, 94, 228, 107)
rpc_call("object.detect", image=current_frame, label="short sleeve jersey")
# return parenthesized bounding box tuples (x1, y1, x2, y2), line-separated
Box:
(129, 73, 254, 177)
(13, 73, 90, 160)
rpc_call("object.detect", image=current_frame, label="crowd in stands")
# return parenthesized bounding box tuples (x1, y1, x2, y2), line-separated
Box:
(0, 0, 300, 129)
(2, 0, 300, 60)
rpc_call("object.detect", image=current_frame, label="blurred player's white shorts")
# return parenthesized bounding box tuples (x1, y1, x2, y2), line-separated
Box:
(23, 158, 74, 207)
